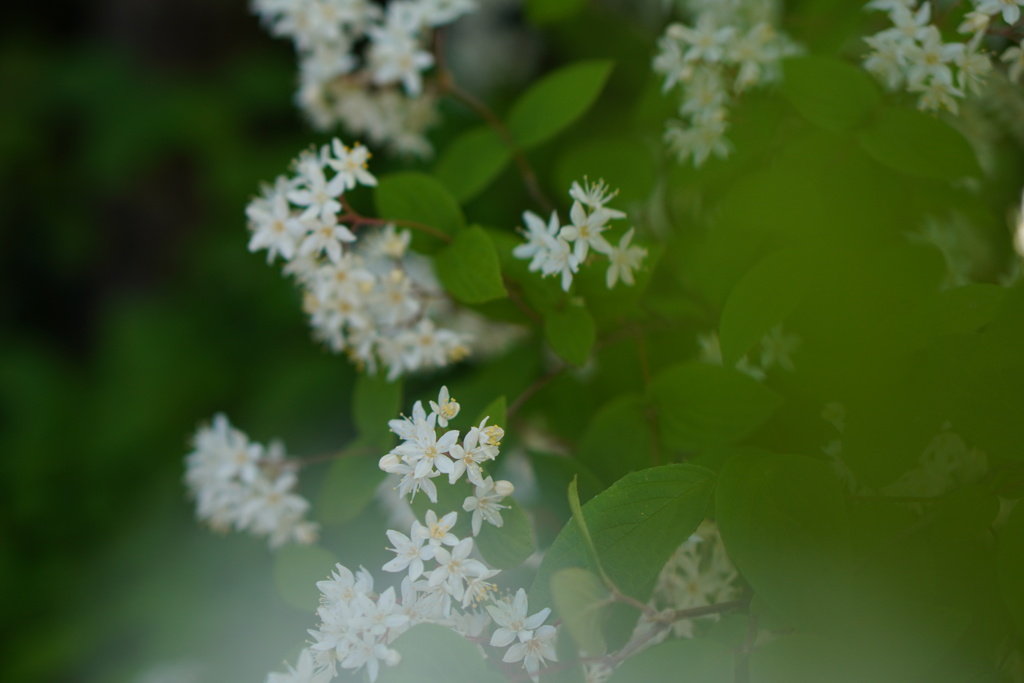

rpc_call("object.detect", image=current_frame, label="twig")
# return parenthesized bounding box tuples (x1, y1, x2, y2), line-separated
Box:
(507, 364, 569, 419)
(433, 31, 555, 213)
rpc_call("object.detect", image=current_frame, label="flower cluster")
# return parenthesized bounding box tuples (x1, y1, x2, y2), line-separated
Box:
(612, 522, 740, 672)
(652, 0, 800, 166)
(250, 0, 476, 156)
(247, 139, 471, 379)
(266, 388, 558, 683)
(513, 178, 647, 292)
(183, 414, 317, 549)
(697, 324, 802, 381)
(862, 1, 994, 114)
(378, 387, 510, 507)
(648, 521, 740, 639)
(822, 408, 988, 499)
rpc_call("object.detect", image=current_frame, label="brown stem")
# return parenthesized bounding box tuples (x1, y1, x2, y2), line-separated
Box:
(339, 196, 453, 244)
(432, 32, 555, 214)
(504, 280, 543, 325)
(659, 599, 747, 623)
(507, 364, 569, 419)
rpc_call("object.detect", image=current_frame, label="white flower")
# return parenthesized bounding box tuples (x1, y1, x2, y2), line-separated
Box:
(366, 4, 435, 96)
(429, 537, 489, 601)
(758, 324, 801, 372)
(539, 236, 580, 292)
(958, 10, 991, 36)
(417, 0, 476, 26)
(504, 625, 558, 682)
(265, 648, 332, 683)
(664, 112, 732, 167)
(288, 149, 346, 223)
(909, 76, 964, 114)
(677, 14, 735, 63)
(184, 415, 317, 548)
(976, 0, 1024, 25)
(388, 400, 434, 441)
(679, 65, 728, 119)
(339, 636, 400, 683)
(297, 212, 357, 264)
(362, 223, 410, 259)
(653, 30, 690, 93)
(956, 44, 992, 95)
(903, 26, 961, 89)
(887, 2, 932, 44)
(1002, 44, 1024, 83)
(428, 385, 460, 427)
(247, 178, 305, 263)
(599, 228, 647, 289)
(393, 418, 459, 479)
(412, 509, 460, 548)
(447, 429, 491, 486)
(560, 201, 614, 262)
(461, 570, 500, 608)
(463, 477, 510, 536)
(863, 32, 909, 90)
(486, 588, 551, 647)
(327, 139, 378, 190)
(512, 210, 562, 273)
(568, 177, 625, 217)
(382, 528, 433, 579)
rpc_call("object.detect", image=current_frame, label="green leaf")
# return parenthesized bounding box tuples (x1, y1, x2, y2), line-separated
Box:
(576, 393, 653, 484)
(272, 545, 337, 612)
(526, 0, 587, 24)
(508, 60, 614, 149)
(648, 362, 783, 451)
(715, 452, 851, 628)
(997, 500, 1024, 633)
(531, 464, 716, 607)
(568, 476, 607, 582)
(433, 126, 510, 202)
(718, 248, 819, 366)
(315, 443, 387, 526)
(378, 624, 504, 683)
(857, 107, 982, 180)
(374, 171, 465, 242)
(780, 56, 881, 132)
(433, 226, 508, 304)
(353, 373, 402, 444)
(550, 567, 609, 656)
(545, 304, 596, 366)
(475, 498, 535, 570)
(608, 639, 733, 683)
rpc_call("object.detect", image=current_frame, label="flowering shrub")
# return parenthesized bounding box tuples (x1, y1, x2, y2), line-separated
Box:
(180, 1, 1024, 682)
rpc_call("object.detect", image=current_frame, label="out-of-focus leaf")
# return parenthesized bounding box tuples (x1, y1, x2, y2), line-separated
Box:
(433, 126, 510, 202)
(857, 107, 981, 180)
(545, 304, 596, 366)
(648, 363, 783, 451)
(781, 56, 881, 132)
(508, 61, 614, 149)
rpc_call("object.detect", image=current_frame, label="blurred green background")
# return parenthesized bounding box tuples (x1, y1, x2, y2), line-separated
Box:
(0, 1, 369, 680)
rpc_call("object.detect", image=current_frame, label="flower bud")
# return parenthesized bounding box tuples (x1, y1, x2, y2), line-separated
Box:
(379, 453, 400, 472)
(494, 479, 515, 497)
